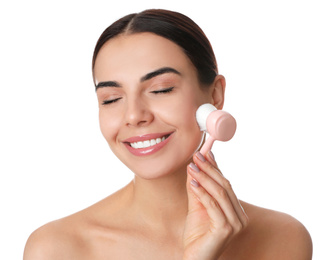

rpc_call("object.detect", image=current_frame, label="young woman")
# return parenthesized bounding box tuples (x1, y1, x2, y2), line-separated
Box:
(24, 9, 312, 260)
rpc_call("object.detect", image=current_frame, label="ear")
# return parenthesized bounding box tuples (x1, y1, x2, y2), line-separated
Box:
(211, 75, 226, 110)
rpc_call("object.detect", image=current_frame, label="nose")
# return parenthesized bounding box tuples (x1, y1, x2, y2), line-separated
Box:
(124, 97, 154, 127)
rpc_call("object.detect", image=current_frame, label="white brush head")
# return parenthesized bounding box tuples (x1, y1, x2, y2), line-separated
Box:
(196, 103, 217, 131)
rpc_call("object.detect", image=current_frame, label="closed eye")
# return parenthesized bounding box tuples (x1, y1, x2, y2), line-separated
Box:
(102, 97, 122, 105)
(150, 87, 174, 94)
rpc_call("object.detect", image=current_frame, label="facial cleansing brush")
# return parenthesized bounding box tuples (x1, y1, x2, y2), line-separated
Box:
(196, 103, 236, 155)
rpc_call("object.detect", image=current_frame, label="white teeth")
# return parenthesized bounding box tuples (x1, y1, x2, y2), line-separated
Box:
(130, 136, 167, 149)
(143, 140, 150, 148)
(136, 142, 143, 148)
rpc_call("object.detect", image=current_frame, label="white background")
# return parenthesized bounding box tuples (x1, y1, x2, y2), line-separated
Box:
(1, 0, 334, 259)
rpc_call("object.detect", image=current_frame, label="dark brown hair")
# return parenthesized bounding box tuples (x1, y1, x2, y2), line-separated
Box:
(92, 9, 218, 86)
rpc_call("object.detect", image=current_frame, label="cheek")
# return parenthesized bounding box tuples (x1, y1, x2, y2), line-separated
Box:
(99, 109, 120, 143)
(152, 91, 203, 143)
(152, 91, 199, 126)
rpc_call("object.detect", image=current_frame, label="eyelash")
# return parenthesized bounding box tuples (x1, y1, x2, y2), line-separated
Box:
(102, 97, 122, 105)
(101, 87, 174, 105)
(150, 86, 174, 94)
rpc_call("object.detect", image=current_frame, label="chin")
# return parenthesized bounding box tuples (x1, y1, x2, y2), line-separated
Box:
(129, 146, 200, 181)
(121, 155, 185, 180)
(110, 131, 203, 180)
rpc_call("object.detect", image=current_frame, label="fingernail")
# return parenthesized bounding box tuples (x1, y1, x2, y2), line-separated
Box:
(196, 152, 206, 162)
(190, 179, 200, 187)
(208, 151, 215, 161)
(189, 162, 200, 173)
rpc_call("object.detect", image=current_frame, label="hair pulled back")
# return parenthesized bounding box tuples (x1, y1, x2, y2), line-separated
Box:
(92, 9, 218, 86)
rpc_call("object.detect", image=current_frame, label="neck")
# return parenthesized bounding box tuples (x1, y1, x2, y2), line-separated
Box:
(129, 165, 189, 235)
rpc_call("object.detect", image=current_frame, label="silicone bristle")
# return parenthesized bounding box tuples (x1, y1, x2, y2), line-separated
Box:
(196, 103, 217, 131)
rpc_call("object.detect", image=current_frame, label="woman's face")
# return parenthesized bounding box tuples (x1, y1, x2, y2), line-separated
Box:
(94, 32, 213, 179)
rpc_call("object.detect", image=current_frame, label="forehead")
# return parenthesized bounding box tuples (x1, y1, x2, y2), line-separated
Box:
(93, 32, 196, 84)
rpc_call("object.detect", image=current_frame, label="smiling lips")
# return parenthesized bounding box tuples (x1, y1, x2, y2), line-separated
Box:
(123, 132, 174, 156)
(130, 136, 167, 149)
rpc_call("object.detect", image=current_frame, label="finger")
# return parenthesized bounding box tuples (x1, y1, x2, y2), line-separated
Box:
(196, 152, 222, 178)
(204, 151, 218, 169)
(186, 164, 204, 211)
(188, 172, 231, 235)
(193, 152, 249, 228)
(203, 152, 248, 225)
(188, 164, 243, 233)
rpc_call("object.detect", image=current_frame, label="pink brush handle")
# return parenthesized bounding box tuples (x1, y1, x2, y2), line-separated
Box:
(200, 135, 215, 155)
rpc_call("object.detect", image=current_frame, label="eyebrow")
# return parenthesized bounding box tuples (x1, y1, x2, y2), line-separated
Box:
(95, 81, 121, 91)
(140, 67, 181, 82)
(95, 67, 181, 91)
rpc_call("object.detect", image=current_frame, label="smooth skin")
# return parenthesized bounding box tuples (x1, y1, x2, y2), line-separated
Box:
(24, 33, 312, 260)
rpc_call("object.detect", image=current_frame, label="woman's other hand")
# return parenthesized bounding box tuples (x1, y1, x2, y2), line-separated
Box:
(183, 151, 249, 260)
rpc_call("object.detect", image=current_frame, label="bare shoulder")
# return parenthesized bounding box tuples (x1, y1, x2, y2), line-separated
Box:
(237, 201, 313, 260)
(24, 186, 132, 260)
(23, 214, 89, 260)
